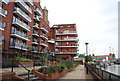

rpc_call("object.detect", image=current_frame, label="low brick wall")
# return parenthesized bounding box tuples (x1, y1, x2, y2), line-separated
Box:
(1, 72, 15, 81)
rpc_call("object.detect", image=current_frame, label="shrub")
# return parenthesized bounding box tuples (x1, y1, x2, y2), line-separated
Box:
(12, 57, 32, 62)
(60, 60, 74, 69)
(38, 67, 48, 74)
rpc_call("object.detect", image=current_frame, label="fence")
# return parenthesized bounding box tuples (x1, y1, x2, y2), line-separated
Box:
(86, 64, 120, 81)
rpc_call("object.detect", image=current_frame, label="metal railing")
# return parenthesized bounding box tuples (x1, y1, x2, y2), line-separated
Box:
(15, 0, 32, 13)
(0, 8, 7, 16)
(86, 64, 120, 81)
(14, 7, 31, 22)
(34, 8, 42, 16)
(12, 17, 30, 31)
(11, 58, 30, 80)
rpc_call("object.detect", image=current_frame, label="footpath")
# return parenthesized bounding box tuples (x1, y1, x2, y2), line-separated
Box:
(57, 65, 93, 80)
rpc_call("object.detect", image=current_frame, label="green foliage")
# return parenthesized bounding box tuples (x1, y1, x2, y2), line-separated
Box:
(38, 65, 61, 76)
(40, 58, 50, 62)
(12, 57, 32, 62)
(38, 60, 74, 76)
(79, 54, 85, 58)
(74, 60, 83, 63)
(61, 60, 74, 69)
(87, 56, 93, 61)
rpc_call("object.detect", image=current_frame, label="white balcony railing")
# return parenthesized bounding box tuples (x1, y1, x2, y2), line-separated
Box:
(55, 51, 78, 55)
(25, 0, 34, 6)
(9, 43, 27, 50)
(34, 8, 42, 16)
(32, 31, 39, 37)
(2, 0, 9, 4)
(33, 23, 39, 29)
(48, 39, 55, 43)
(56, 31, 77, 35)
(40, 34, 48, 40)
(0, 8, 7, 17)
(11, 31, 29, 41)
(56, 37, 78, 41)
(40, 42, 48, 47)
(12, 17, 30, 31)
(0, 23, 4, 31)
(34, 15, 40, 21)
(14, 7, 32, 22)
(40, 27, 48, 33)
(15, 0, 32, 14)
(56, 45, 78, 48)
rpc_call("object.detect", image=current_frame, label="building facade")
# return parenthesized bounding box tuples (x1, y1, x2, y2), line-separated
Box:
(51, 24, 79, 60)
(1, 0, 79, 63)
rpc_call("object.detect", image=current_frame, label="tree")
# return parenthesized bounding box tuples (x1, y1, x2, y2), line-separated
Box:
(87, 56, 93, 61)
(79, 54, 85, 58)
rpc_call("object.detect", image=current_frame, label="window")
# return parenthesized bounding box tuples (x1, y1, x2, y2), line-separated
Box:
(10, 37, 15, 45)
(2, 34, 4, 41)
(2, 22, 7, 28)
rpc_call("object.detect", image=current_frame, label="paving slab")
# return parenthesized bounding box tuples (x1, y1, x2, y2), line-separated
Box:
(57, 65, 93, 80)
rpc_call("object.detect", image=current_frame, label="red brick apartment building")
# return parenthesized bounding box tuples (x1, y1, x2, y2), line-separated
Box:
(0, 0, 79, 64)
(51, 24, 79, 60)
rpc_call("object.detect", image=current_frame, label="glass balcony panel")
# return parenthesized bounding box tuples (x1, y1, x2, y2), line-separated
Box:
(14, 7, 32, 22)
(12, 17, 30, 31)
(0, 8, 7, 17)
(11, 30, 29, 41)
(34, 8, 42, 16)
(15, 0, 32, 14)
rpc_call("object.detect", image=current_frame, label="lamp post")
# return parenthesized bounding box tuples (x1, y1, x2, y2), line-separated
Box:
(85, 42, 89, 74)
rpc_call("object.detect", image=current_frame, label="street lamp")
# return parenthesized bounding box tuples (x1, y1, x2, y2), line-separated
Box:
(85, 42, 89, 74)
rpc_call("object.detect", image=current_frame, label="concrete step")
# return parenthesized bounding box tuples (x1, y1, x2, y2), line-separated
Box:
(18, 72, 42, 81)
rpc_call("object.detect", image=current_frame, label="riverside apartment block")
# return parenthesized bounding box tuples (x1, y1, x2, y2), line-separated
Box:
(0, 0, 79, 66)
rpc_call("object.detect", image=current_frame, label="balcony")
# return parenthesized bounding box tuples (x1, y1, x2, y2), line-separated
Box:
(0, 8, 7, 17)
(56, 37, 78, 41)
(34, 8, 42, 16)
(9, 43, 27, 50)
(32, 47, 38, 53)
(32, 41, 38, 45)
(14, 7, 32, 22)
(15, 0, 32, 14)
(55, 51, 78, 55)
(2, 0, 9, 4)
(40, 27, 48, 33)
(33, 23, 39, 29)
(56, 31, 77, 35)
(56, 45, 78, 48)
(26, 0, 34, 6)
(32, 31, 39, 37)
(34, 15, 40, 21)
(0, 23, 4, 31)
(40, 42, 48, 47)
(11, 31, 29, 41)
(48, 39, 55, 43)
(40, 34, 48, 40)
(12, 17, 30, 31)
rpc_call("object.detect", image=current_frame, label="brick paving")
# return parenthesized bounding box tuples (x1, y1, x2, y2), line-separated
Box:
(57, 65, 93, 80)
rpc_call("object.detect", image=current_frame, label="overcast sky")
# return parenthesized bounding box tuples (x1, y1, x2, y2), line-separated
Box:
(41, 0, 118, 57)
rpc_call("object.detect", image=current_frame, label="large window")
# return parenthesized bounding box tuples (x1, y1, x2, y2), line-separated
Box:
(10, 37, 15, 46)
(2, 22, 7, 28)
(2, 34, 4, 41)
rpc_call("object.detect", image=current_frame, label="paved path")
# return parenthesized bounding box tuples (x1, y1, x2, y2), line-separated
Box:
(57, 65, 93, 80)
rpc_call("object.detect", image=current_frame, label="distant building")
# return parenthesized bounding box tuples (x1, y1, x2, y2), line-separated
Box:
(92, 55, 109, 61)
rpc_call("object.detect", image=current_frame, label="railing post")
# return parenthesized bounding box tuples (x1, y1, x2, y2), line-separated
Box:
(28, 70, 30, 80)
(109, 73, 111, 81)
(11, 59, 14, 72)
